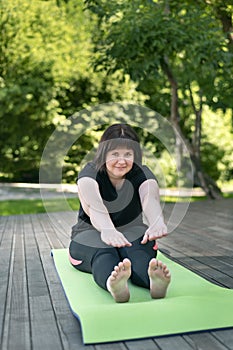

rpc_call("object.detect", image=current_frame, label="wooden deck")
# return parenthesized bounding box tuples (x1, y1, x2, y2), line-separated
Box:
(1, 198, 233, 350)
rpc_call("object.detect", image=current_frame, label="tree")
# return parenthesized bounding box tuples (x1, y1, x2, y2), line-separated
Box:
(0, 0, 144, 182)
(85, 0, 233, 198)
(0, 0, 61, 181)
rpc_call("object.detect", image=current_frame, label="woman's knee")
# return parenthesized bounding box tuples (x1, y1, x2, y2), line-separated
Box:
(69, 240, 97, 273)
(91, 248, 121, 290)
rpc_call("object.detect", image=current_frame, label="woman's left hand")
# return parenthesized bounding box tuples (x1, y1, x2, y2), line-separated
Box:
(141, 222, 167, 244)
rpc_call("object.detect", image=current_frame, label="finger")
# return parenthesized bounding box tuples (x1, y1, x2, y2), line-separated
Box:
(141, 234, 148, 244)
(119, 241, 132, 247)
(145, 231, 158, 241)
(124, 236, 132, 246)
(114, 238, 131, 248)
(155, 229, 166, 239)
(120, 235, 132, 247)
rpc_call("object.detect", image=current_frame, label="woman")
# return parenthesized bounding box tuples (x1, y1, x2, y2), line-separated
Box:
(69, 123, 171, 303)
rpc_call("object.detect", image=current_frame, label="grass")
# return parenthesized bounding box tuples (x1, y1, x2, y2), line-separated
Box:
(0, 198, 80, 216)
(160, 195, 207, 203)
(0, 192, 232, 216)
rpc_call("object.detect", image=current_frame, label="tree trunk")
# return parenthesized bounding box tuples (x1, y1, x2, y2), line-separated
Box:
(214, 3, 233, 127)
(160, 57, 223, 199)
(189, 85, 223, 199)
(160, 57, 183, 184)
(215, 4, 233, 51)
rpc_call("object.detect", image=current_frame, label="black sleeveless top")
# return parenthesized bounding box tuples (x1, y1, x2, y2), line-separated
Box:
(71, 162, 156, 238)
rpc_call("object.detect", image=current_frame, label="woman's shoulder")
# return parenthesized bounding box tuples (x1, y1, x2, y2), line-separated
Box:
(127, 164, 157, 187)
(77, 162, 107, 183)
(77, 162, 97, 180)
(141, 165, 156, 179)
(130, 163, 156, 178)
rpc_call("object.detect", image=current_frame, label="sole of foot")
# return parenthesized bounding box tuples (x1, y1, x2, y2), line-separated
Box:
(148, 258, 171, 299)
(106, 258, 131, 303)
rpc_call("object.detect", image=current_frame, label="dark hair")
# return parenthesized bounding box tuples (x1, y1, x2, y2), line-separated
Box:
(94, 124, 142, 171)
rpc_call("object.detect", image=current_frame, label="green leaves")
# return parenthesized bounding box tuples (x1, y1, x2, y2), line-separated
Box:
(86, 0, 233, 190)
(0, 0, 145, 182)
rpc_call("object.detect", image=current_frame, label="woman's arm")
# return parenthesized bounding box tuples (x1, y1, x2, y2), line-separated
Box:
(77, 177, 131, 247)
(139, 179, 167, 244)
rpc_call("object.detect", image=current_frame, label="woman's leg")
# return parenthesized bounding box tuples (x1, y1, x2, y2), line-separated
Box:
(69, 235, 132, 302)
(119, 226, 171, 298)
(69, 228, 114, 272)
(119, 236, 156, 289)
(91, 248, 121, 290)
(69, 239, 97, 273)
(69, 236, 130, 295)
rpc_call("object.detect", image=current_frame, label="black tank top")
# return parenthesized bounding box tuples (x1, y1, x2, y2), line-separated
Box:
(74, 162, 156, 234)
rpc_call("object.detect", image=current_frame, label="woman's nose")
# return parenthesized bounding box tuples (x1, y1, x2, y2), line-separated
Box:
(117, 157, 127, 163)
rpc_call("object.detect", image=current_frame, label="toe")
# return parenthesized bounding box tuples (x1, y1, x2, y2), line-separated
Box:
(112, 271, 117, 278)
(118, 262, 124, 270)
(123, 258, 131, 268)
(157, 260, 164, 269)
(149, 258, 157, 268)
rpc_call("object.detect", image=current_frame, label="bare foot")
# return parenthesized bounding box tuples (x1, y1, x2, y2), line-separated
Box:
(106, 258, 131, 303)
(148, 258, 171, 299)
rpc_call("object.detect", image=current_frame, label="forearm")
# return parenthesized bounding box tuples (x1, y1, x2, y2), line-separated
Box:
(77, 177, 115, 232)
(139, 179, 167, 243)
(89, 206, 115, 232)
(78, 177, 131, 247)
(142, 194, 165, 228)
(139, 179, 166, 227)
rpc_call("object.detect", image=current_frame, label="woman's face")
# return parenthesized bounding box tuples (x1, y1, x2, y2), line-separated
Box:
(105, 148, 134, 179)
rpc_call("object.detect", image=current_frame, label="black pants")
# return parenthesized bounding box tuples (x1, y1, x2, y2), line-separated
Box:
(69, 226, 157, 291)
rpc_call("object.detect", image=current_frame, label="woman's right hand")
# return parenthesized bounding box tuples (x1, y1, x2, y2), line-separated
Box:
(101, 229, 132, 247)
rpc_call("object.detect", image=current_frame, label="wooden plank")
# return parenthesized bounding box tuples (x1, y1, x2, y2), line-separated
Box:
(31, 213, 95, 350)
(125, 339, 160, 350)
(2, 216, 31, 350)
(154, 336, 194, 350)
(1, 198, 233, 350)
(39, 211, 76, 248)
(213, 329, 233, 350)
(34, 212, 65, 249)
(0, 216, 16, 350)
(95, 343, 127, 350)
(158, 200, 233, 349)
(49, 211, 77, 236)
(23, 214, 65, 350)
(0, 215, 7, 243)
(184, 333, 231, 350)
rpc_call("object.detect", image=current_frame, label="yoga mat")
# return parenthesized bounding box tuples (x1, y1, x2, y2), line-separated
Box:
(52, 249, 233, 344)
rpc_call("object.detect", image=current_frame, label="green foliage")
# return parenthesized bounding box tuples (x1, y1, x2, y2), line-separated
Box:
(0, 0, 73, 181)
(201, 108, 233, 183)
(0, 0, 144, 182)
(0, 0, 232, 188)
(85, 0, 233, 187)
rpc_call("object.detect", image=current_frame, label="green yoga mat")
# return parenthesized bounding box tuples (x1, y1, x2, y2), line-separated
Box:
(52, 249, 233, 344)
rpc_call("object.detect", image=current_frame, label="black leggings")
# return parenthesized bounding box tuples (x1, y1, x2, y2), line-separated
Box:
(69, 227, 157, 291)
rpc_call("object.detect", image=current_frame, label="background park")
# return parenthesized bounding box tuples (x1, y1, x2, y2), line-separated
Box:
(0, 0, 233, 215)
(1, 2, 233, 350)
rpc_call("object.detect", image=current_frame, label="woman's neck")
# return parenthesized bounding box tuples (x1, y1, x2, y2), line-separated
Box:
(108, 174, 125, 190)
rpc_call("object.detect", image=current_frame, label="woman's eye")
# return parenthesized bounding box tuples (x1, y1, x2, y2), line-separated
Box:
(125, 153, 133, 158)
(110, 151, 133, 158)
